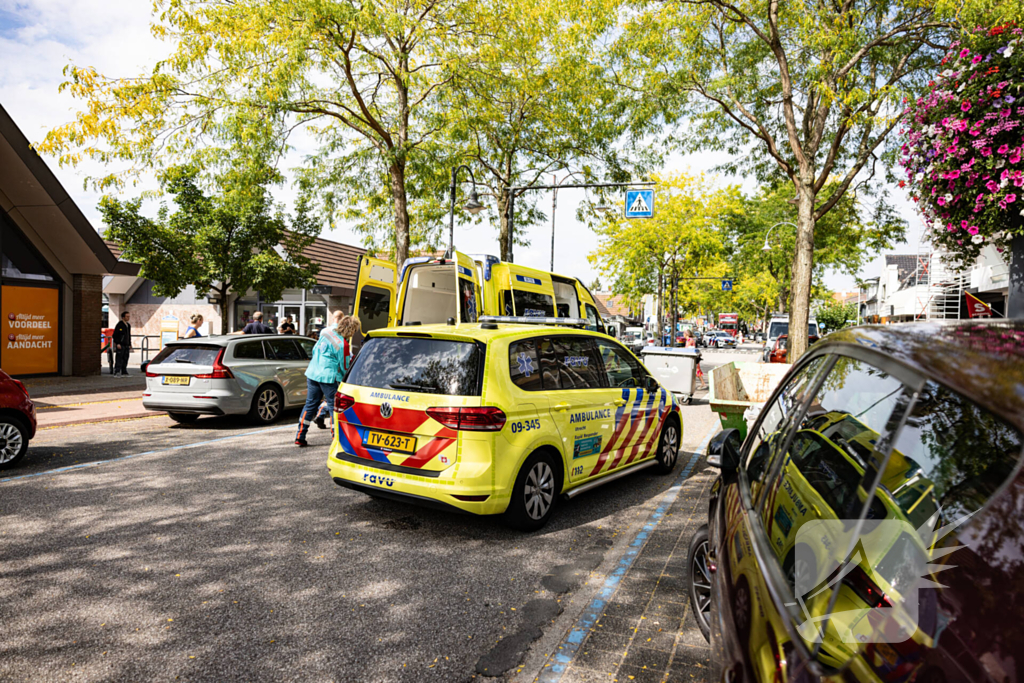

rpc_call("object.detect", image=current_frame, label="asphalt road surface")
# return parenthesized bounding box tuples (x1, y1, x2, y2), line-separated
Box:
(0, 353, 743, 682)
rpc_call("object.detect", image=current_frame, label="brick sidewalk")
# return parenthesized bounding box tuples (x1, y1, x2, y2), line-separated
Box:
(551, 455, 717, 683)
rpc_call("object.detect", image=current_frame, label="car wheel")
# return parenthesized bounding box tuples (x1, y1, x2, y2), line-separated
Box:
(503, 451, 558, 532)
(688, 524, 712, 641)
(653, 418, 680, 474)
(167, 412, 200, 424)
(248, 384, 283, 424)
(0, 417, 29, 469)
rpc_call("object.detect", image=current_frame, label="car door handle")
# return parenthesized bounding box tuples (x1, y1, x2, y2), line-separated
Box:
(613, 398, 627, 406)
(555, 402, 573, 412)
(276, 367, 288, 372)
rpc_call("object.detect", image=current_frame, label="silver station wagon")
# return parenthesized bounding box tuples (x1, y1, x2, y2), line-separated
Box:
(143, 335, 313, 424)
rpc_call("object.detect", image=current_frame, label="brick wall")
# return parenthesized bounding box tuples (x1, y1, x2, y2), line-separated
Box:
(72, 274, 102, 376)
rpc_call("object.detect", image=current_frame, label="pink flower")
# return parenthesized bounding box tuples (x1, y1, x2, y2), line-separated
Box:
(945, 170, 961, 179)
(937, 197, 947, 205)
(968, 226, 980, 235)
(987, 180, 1000, 192)
(972, 55, 983, 64)
(962, 220, 970, 228)
(982, 147, 993, 157)
(1003, 108, 1012, 118)
(960, 48, 971, 58)
(1007, 194, 1017, 203)
(999, 144, 1011, 154)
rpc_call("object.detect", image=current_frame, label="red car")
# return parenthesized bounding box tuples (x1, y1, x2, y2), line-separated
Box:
(767, 334, 819, 363)
(0, 369, 36, 469)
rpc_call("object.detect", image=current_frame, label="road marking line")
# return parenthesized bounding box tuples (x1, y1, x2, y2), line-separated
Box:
(0, 425, 294, 484)
(535, 421, 720, 683)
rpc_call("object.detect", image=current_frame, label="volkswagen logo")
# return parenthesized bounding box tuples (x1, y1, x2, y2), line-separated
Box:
(380, 401, 393, 419)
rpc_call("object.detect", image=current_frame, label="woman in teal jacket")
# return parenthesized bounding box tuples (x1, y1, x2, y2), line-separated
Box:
(295, 312, 361, 446)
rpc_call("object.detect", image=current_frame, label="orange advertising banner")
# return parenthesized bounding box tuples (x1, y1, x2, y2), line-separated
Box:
(1, 285, 59, 375)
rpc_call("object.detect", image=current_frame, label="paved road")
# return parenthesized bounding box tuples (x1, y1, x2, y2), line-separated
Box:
(0, 354, 745, 682)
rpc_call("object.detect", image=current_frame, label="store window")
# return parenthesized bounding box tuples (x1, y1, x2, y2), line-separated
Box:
(235, 301, 258, 331)
(1, 218, 55, 282)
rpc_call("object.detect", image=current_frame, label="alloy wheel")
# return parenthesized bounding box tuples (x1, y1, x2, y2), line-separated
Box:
(0, 423, 23, 464)
(661, 424, 678, 468)
(258, 389, 280, 421)
(523, 461, 554, 520)
(691, 539, 713, 633)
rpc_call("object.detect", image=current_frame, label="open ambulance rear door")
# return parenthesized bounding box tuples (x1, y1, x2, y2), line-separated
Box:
(454, 251, 483, 324)
(352, 256, 398, 333)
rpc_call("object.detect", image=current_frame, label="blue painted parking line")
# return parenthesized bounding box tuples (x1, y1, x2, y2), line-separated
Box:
(0, 425, 294, 484)
(536, 421, 720, 683)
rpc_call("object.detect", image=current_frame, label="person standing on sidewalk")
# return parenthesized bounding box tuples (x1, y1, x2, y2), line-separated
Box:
(184, 314, 203, 338)
(242, 311, 271, 334)
(112, 311, 133, 376)
(295, 311, 350, 446)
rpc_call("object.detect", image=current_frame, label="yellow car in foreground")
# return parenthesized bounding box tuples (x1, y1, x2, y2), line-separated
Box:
(327, 317, 682, 530)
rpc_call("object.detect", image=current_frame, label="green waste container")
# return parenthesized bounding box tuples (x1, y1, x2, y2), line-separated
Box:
(708, 361, 792, 440)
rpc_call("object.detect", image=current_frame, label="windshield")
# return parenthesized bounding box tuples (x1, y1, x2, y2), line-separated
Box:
(346, 337, 482, 396)
(768, 322, 818, 339)
(151, 344, 221, 365)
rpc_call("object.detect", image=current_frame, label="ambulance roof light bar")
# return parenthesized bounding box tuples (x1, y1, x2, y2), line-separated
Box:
(479, 315, 589, 327)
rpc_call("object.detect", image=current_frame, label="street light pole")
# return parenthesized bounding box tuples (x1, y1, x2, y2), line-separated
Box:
(549, 174, 577, 272)
(448, 165, 484, 256)
(761, 221, 798, 251)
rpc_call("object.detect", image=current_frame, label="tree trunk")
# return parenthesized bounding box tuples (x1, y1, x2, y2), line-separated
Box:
(220, 295, 230, 335)
(656, 269, 663, 342)
(789, 181, 816, 361)
(389, 162, 410, 265)
(497, 189, 511, 261)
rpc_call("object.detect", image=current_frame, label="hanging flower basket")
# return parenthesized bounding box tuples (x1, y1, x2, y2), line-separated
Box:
(900, 25, 1024, 267)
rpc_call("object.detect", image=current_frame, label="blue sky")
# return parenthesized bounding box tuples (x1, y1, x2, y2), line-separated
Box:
(0, 0, 925, 292)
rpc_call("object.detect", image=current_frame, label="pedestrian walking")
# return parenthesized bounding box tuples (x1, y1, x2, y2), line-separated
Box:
(112, 311, 133, 376)
(242, 311, 272, 334)
(684, 330, 708, 390)
(184, 314, 203, 338)
(296, 313, 361, 445)
(279, 316, 296, 335)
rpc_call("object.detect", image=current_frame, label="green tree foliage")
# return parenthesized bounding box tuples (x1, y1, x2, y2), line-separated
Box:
(40, 0, 479, 266)
(615, 0, 954, 358)
(721, 184, 905, 329)
(587, 172, 736, 343)
(815, 300, 858, 334)
(444, 0, 652, 260)
(101, 163, 320, 334)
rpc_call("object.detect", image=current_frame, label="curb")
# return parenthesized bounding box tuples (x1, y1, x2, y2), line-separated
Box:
(37, 409, 158, 430)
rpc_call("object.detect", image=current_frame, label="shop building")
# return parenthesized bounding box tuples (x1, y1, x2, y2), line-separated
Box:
(105, 236, 365, 339)
(0, 103, 137, 377)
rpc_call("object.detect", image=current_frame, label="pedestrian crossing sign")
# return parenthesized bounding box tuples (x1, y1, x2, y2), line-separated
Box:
(624, 189, 654, 218)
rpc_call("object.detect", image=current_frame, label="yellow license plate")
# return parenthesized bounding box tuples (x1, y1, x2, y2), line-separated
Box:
(162, 376, 191, 386)
(365, 430, 416, 454)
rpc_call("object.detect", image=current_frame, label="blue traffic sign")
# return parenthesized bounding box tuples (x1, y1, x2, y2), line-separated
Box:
(624, 189, 654, 218)
(721, 279, 733, 291)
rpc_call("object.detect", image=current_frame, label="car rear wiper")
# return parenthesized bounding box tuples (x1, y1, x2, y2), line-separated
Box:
(387, 383, 438, 393)
(174, 359, 194, 363)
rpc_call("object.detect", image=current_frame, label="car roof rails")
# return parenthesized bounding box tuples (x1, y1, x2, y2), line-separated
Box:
(479, 315, 589, 328)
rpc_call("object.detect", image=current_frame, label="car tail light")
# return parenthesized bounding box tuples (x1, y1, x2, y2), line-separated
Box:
(426, 406, 506, 431)
(194, 348, 234, 379)
(11, 379, 28, 397)
(335, 393, 355, 412)
(145, 370, 160, 378)
(845, 565, 891, 609)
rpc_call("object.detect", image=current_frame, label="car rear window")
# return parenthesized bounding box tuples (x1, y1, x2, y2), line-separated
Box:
(151, 344, 221, 366)
(346, 336, 483, 396)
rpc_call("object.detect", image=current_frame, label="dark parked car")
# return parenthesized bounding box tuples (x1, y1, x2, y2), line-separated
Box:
(0, 369, 36, 469)
(689, 321, 1024, 683)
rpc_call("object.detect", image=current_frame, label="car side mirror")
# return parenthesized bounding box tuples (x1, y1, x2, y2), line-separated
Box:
(644, 376, 660, 393)
(706, 428, 742, 472)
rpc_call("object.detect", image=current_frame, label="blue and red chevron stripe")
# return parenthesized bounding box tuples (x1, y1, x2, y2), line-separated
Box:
(336, 403, 456, 471)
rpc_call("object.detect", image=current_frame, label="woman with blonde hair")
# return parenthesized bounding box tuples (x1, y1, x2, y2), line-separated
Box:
(296, 312, 362, 446)
(184, 314, 203, 338)
(313, 314, 362, 430)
